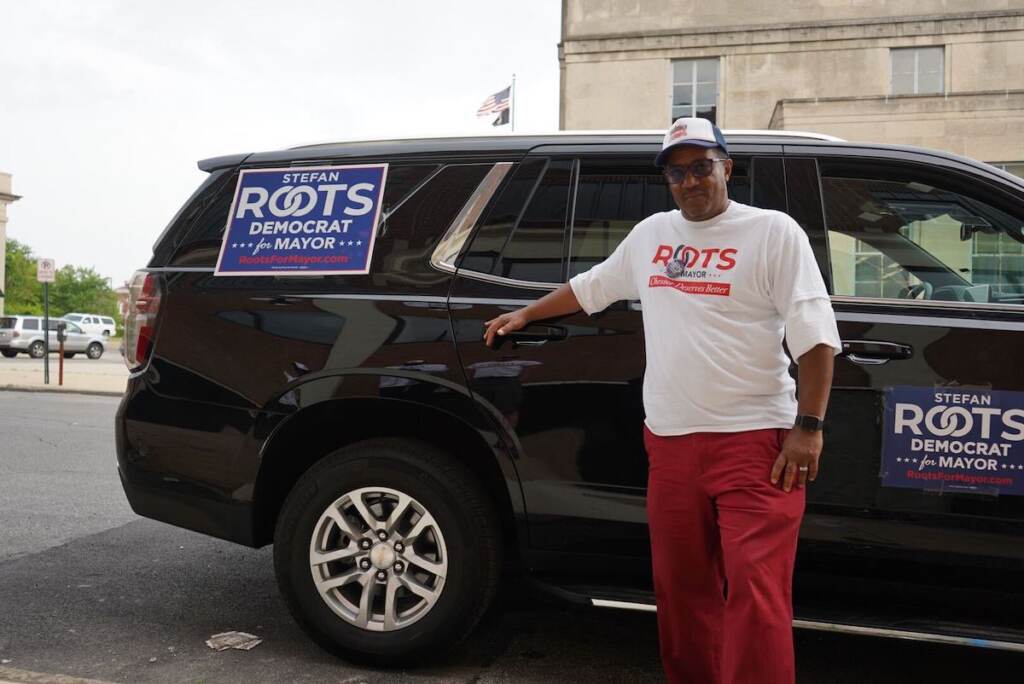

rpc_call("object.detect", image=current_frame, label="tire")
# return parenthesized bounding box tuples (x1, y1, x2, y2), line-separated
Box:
(273, 438, 501, 667)
(86, 342, 103, 359)
(28, 341, 45, 359)
(1, 350, 16, 358)
(63, 352, 76, 359)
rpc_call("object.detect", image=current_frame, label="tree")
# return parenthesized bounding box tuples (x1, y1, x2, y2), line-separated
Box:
(3, 240, 119, 329)
(3, 239, 43, 315)
(50, 265, 120, 323)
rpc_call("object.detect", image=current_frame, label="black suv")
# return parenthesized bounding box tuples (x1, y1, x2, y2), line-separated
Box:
(116, 132, 1024, 664)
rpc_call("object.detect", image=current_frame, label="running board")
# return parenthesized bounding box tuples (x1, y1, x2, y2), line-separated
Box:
(590, 598, 1024, 654)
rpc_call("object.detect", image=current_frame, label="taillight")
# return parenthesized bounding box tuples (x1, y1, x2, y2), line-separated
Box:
(123, 270, 163, 370)
(12, 331, 19, 338)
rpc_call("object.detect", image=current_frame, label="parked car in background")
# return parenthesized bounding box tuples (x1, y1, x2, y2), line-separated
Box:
(0, 316, 106, 359)
(63, 313, 117, 337)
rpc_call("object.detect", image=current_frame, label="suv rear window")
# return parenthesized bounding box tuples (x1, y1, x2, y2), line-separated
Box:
(167, 163, 442, 267)
(0, 317, 15, 328)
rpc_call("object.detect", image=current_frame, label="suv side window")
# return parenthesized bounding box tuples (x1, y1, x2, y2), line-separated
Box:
(822, 165, 1024, 306)
(460, 159, 572, 283)
(569, 158, 676, 278)
(22, 319, 39, 331)
(567, 156, 776, 278)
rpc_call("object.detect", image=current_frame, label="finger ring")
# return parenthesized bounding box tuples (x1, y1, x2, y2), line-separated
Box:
(798, 466, 809, 472)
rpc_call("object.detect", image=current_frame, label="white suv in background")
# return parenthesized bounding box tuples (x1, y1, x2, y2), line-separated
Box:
(64, 313, 117, 337)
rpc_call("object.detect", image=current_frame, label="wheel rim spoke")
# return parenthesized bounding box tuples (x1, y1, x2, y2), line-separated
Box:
(383, 575, 400, 630)
(355, 576, 377, 629)
(403, 550, 446, 578)
(315, 567, 362, 593)
(397, 573, 437, 602)
(349, 493, 379, 531)
(325, 505, 360, 539)
(404, 513, 431, 542)
(384, 493, 413, 535)
(311, 542, 359, 566)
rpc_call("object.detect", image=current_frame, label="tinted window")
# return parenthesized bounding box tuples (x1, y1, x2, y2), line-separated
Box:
(460, 159, 571, 283)
(569, 159, 675, 278)
(170, 163, 441, 267)
(0, 317, 15, 329)
(567, 156, 753, 278)
(64, 314, 83, 322)
(823, 172, 1024, 306)
(372, 164, 491, 278)
(22, 319, 39, 330)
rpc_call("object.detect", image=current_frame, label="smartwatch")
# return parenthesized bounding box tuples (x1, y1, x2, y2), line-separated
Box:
(794, 414, 825, 431)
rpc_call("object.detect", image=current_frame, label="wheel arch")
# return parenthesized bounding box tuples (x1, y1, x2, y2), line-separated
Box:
(252, 388, 524, 566)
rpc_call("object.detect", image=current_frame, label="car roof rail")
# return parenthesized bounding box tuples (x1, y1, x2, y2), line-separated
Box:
(287, 128, 845, 150)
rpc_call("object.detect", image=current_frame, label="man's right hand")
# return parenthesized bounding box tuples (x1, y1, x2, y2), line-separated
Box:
(483, 310, 530, 347)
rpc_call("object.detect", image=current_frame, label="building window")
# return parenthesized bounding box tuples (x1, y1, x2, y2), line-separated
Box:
(891, 47, 944, 95)
(671, 59, 719, 124)
(991, 162, 1024, 179)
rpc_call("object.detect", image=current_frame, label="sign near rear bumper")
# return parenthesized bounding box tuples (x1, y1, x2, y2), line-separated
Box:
(215, 164, 388, 276)
(882, 386, 1024, 495)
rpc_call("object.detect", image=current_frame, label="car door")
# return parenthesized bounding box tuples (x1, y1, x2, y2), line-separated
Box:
(451, 146, 791, 578)
(791, 151, 1024, 591)
(66, 321, 91, 351)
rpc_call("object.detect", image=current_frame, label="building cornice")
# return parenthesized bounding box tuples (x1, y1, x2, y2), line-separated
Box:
(562, 9, 1024, 57)
(769, 89, 1024, 128)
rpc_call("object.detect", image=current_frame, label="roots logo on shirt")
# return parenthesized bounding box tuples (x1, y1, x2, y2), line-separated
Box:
(653, 244, 737, 272)
(651, 244, 737, 296)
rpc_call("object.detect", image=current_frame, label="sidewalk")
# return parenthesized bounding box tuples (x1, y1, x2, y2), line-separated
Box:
(0, 343, 127, 397)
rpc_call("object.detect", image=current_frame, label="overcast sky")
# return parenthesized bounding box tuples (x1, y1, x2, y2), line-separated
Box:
(0, 1, 562, 285)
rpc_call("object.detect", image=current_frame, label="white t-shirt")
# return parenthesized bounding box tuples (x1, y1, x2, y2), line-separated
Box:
(569, 201, 841, 436)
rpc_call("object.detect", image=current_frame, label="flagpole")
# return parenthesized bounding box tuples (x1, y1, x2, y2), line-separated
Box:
(511, 73, 516, 132)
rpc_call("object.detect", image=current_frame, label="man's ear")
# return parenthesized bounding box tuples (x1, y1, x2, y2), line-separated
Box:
(723, 158, 733, 181)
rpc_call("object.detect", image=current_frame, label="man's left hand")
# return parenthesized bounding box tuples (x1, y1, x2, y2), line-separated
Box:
(770, 429, 823, 492)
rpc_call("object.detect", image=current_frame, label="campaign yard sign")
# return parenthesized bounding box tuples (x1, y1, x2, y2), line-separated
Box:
(882, 386, 1024, 496)
(215, 164, 388, 276)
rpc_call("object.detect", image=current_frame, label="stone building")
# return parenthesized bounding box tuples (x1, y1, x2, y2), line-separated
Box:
(0, 173, 21, 316)
(559, 1, 1024, 176)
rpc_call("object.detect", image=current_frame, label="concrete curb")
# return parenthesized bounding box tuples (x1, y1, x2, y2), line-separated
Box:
(0, 384, 124, 398)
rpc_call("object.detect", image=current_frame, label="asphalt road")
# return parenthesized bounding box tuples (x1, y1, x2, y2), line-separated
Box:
(0, 391, 1021, 683)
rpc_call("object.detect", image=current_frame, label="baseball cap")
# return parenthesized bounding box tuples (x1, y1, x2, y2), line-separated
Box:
(655, 117, 729, 166)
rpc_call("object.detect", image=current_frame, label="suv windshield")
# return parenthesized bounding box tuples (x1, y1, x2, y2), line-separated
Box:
(64, 314, 84, 321)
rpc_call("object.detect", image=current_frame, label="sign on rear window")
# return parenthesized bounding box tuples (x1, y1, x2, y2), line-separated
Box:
(215, 164, 388, 276)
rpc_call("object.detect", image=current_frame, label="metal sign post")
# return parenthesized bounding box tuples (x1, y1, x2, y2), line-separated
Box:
(37, 259, 56, 385)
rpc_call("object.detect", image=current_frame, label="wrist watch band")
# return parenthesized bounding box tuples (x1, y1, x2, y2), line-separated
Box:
(794, 414, 825, 431)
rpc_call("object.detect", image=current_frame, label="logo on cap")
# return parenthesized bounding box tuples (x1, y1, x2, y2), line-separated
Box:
(668, 123, 688, 142)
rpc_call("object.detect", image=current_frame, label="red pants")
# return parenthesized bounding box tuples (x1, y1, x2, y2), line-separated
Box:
(644, 427, 805, 684)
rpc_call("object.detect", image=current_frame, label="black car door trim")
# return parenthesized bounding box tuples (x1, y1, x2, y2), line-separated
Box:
(835, 310, 1024, 332)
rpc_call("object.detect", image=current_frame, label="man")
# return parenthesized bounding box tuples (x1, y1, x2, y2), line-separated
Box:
(483, 117, 841, 683)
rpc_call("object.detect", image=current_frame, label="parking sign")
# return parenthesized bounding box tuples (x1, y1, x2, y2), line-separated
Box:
(37, 258, 56, 283)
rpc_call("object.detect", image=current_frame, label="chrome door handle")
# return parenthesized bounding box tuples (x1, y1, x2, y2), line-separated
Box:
(845, 353, 891, 366)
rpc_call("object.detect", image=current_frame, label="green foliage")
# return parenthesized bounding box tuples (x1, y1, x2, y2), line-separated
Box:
(3, 239, 42, 315)
(3, 240, 120, 331)
(51, 265, 120, 327)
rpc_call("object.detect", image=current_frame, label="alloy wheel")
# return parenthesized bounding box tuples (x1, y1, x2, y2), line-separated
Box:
(308, 486, 448, 632)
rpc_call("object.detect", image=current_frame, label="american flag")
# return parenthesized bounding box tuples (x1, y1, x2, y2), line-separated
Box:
(476, 86, 511, 116)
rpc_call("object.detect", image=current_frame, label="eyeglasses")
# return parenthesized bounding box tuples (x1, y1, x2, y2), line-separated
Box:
(662, 158, 727, 184)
